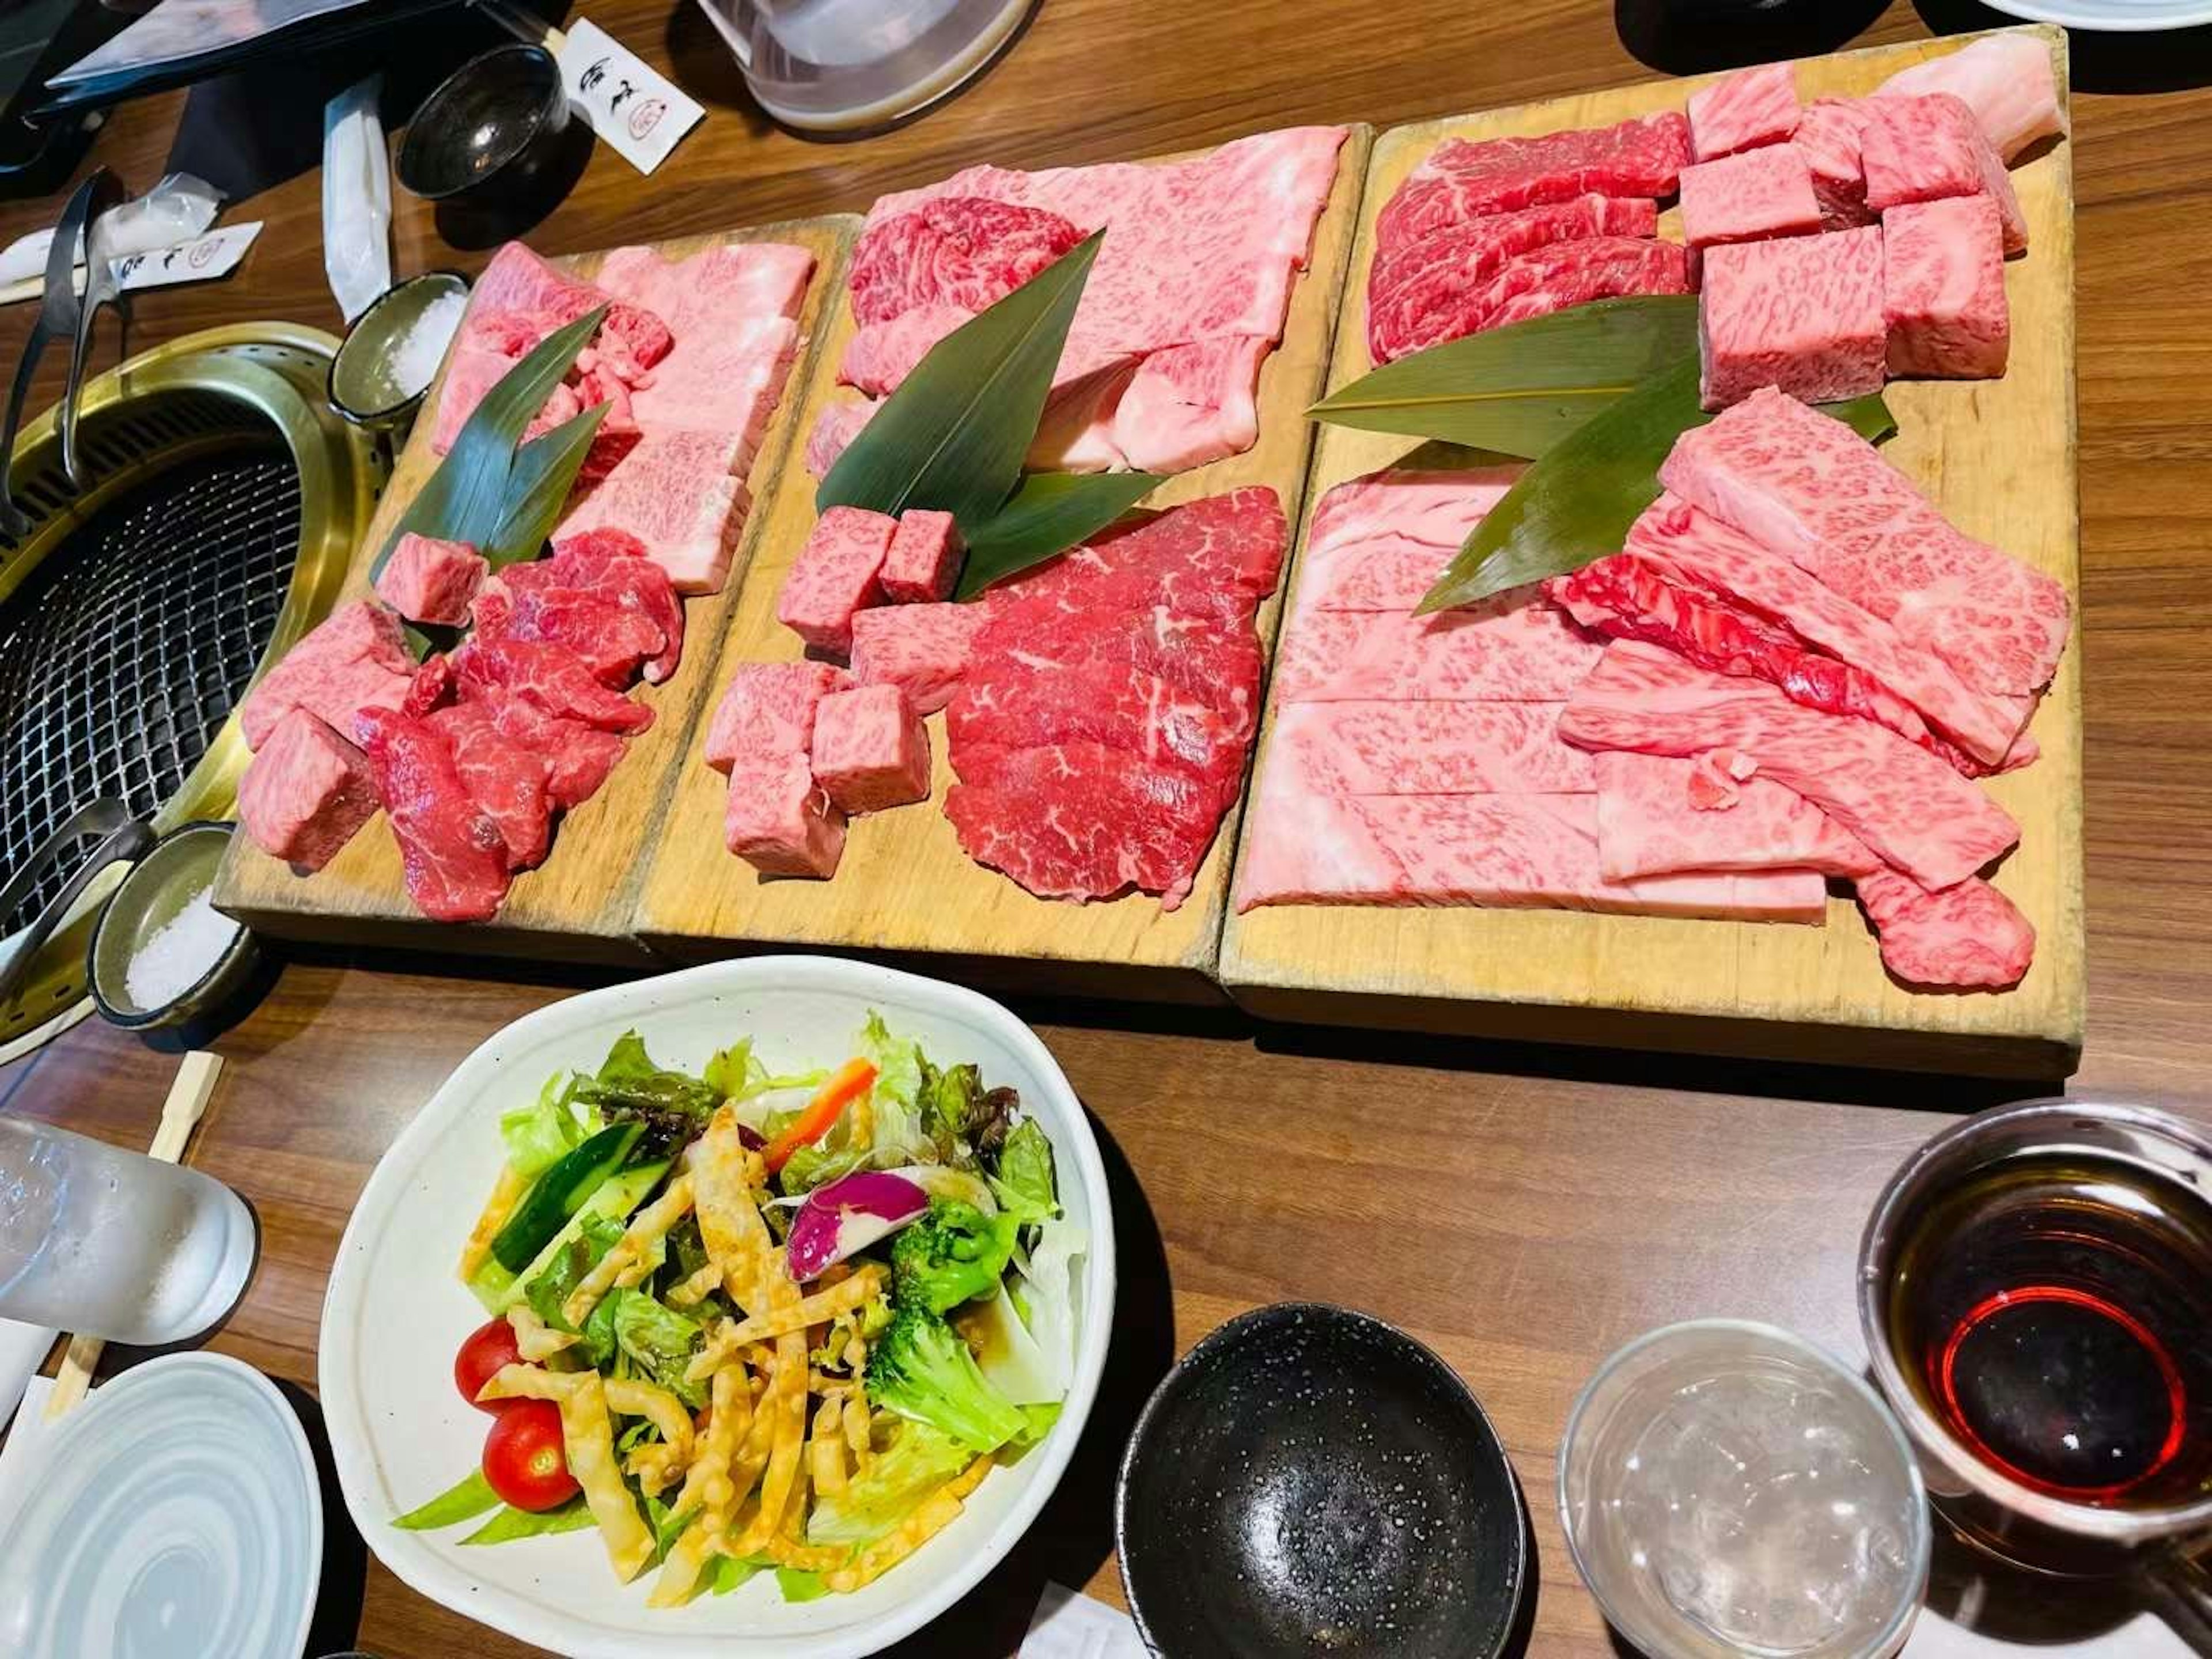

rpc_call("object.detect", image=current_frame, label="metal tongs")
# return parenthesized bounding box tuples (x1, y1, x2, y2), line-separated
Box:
(0, 168, 125, 539)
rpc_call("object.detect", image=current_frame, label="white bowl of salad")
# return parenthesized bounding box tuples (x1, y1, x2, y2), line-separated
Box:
(319, 956, 1114, 1658)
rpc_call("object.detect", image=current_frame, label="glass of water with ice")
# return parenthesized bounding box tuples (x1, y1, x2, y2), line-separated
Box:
(0, 1118, 255, 1345)
(1559, 1319, 1931, 1659)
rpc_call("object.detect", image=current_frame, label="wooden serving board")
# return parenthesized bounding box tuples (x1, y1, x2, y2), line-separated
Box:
(213, 217, 861, 963)
(1217, 28, 2086, 1078)
(631, 129, 1374, 1001)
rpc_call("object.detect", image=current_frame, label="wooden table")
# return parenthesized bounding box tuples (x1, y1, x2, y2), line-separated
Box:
(3, 1, 2211, 1654)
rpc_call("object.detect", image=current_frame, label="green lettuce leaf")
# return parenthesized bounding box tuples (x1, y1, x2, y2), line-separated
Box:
(806, 1418, 974, 1547)
(461, 1496, 598, 1545)
(613, 1288, 709, 1409)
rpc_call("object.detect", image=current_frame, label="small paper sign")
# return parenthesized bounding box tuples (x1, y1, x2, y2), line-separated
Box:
(558, 20, 704, 177)
(112, 221, 262, 293)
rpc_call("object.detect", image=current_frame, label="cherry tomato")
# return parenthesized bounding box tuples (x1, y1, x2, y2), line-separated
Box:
(454, 1317, 524, 1412)
(481, 1399, 578, 1512)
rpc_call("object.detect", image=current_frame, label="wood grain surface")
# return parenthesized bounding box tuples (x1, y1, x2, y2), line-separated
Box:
(4, 1, 2212, 1655)
(211, 217, 859, 962)
(631, 128, 1370, 995)
(1219, 28, 2085, 1079)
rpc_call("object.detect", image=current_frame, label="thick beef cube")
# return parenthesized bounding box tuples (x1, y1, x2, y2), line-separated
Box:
(1699, 227, 1885, 411)
(704, 661, 847, 774)
(1678, 145, 1822, 249)
(849, 602, 986, 715)
(236, 710, 380, 872)
(1857, 92, 2026, 255)
(374, 533, 487, 625)
(1687, 63, 1800, 161)
(777, 506, 897, 654)
(725, 751, 846, 877)
(881, 509, 963, 604)
(237, 600, 416, 751)
(811, 684, 931, 814)
(1793, 99, 1876, 230)
(1882, 195, 2009, 380)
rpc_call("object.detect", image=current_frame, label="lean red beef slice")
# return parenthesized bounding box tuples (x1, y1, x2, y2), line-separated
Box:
(1677, 145, 1822, 248)
(847, 602, 987, 716)
(237, 600, 416, 751)
(1375, 236, 1688, 362)
(1857, 93, 2027, 255)
(426, 700, 556, 871)
(1881, 195, 2009, 380)
(452, 638, 653, 734)
(352, 707, 512, 922)
(1376, 113, 1690, 256)
(237, 710, 381, 873)
(1365, 195, 1658, 363)
(547, 530, 685, 683)
(1874, 33, 2066, 163)
(950, 660, 1248, 811)
(477, 688, 626, 810)
(1557, 640, 2017, 890)
(994, 487, 1285, 629)
(1687, 63, 1801, 161)
(472, 566, 665, 688)
(1658, 387, 2071, 696)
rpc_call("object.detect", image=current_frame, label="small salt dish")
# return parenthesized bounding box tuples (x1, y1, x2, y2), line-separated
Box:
(88, 823, 258, 1032)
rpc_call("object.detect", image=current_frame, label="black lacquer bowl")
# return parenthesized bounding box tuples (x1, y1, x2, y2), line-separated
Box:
(1116, 1303, 1527, 1658)
(396, 44, 570, 203)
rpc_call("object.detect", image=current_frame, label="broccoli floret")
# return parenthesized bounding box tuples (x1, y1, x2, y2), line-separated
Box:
(889, 1198, 1018, 1315)
(865, 1305, 1027, 1453)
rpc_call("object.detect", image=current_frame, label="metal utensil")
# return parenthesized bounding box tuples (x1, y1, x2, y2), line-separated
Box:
(0, 168, 112, 535)
(0, 798, 153, 1011)
(60, 168, 124, 488)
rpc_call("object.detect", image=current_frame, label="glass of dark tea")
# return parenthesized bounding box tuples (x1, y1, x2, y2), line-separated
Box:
(1858, 1099, 2212, 1640)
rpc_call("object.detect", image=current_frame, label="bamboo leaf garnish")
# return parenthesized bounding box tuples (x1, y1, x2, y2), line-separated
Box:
(817, 232, 1106, 532)
(953, 470, 1164, 600)
(1418, 357, 1897, 613)
(372, 304, 609, 587)
(1309, 296, 1702, 458)
(485, 403, 611, 570)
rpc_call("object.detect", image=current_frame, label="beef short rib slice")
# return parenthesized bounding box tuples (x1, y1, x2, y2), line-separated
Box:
(1376, 113, 1690, 255)
(353, 707, 513, 923)
(944, 741, 1223, 910)
(849, 198, 1088, 326)
(1856, 865, 2034, 990)
(992, 487, 1286, 630)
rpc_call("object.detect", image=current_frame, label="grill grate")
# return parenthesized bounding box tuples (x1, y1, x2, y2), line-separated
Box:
(0, 427, 302, 929)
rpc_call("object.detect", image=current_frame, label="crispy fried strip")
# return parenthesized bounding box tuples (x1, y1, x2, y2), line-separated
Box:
(842, 1385, 873, 1468)
(764, 1535, 853, 1573)
(729, 1266, 811, 1557)
(692, 1107, 773, 1316)
(665, 1261, 724, 1310)
(458, 1163, 530, 1281)
(606, 1377, 694, 1497)
(821, 1458, 991, 1593)
(693, 1266, 886, 1366)
(650, 1364, 753, 1609)
(505, 1304, 578, 1363)
(809, 1395, 848, 1497)
(649, 1526, 713, 1608)
(560, 1173, 695, 1328)
(480, 1365, 654, 1582)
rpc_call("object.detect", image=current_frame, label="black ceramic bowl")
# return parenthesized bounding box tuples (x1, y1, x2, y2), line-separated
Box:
(1116, 1303, 1527, 1658)
(396, 44, 570, 203)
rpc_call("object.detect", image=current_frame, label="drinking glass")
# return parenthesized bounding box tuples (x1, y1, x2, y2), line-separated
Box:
(1559, 1319, 1931, 1659)
(691, 0, 1037, 131)
(1859, 1097, 2212, 1645)
(0, 1116, 254, 1345)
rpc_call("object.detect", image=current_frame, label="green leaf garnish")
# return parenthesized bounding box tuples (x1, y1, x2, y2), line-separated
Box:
(953, 469, 1162, 600)
(817, 232, 1104, 532)
(392, 1468, 502, 1531)
(1418, 357, 1897, 613)
(1310, 296, 1702, 457)
(484, 403, 612, 570)
(459, 1495, 599, 1545)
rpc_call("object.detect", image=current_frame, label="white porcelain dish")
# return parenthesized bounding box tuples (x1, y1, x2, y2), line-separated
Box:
(0, 1352, 323, 1659)
(1980, 0, 2212, 29)
(319, 956, 1116, 1659)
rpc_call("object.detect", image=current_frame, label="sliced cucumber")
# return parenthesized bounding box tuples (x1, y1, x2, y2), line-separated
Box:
(486, 1123, 642, 1275)
(475, 1160, 673, 1314)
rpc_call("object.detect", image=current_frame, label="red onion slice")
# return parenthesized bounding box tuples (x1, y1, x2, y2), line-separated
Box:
(785, 1171, 930, 1281)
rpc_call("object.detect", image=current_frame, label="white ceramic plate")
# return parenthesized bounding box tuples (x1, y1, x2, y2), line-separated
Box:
(1979, 0, 2212, 28)
(320, 956, 1117, 1659)
(0, 1352, 322, 1659)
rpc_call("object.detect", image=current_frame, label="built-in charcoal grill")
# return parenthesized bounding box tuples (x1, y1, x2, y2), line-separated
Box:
(0, 327, 382, 1049)
(0, 425, 301, 927)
